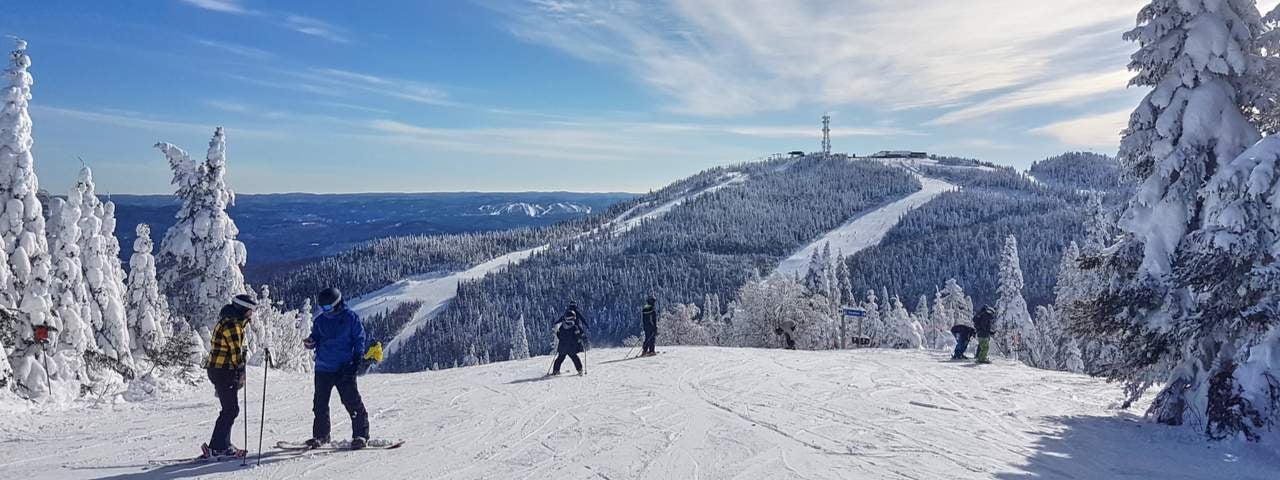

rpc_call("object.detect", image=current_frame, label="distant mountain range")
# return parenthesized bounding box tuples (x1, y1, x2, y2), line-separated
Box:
(475, 202, 593, 217)
(107, 191, 634, 273)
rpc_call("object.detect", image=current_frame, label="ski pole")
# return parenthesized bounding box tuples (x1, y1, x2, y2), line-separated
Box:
(241, 368, 249, 467)
(623, 344, 638, 360)
(257, 348, 271, 465)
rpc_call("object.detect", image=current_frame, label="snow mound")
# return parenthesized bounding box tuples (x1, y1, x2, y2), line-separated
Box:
(8, 348, 1277, 479)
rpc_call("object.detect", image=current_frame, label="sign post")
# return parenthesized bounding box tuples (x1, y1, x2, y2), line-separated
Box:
(841, 307, 868, 348)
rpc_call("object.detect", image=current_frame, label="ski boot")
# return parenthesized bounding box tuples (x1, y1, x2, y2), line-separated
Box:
(351, 437, 368, 450)
(304, 436, 330, 449)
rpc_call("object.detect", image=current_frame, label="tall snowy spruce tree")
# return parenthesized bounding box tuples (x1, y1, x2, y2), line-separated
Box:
(76, 167, 132, 368)
(125, 224, 171, 357)
(510, 315, 530, 360)
(931, 278, 974, 351)
(1, 40, 59, 399)
(1071, 0, 1280, 440)
(46, 195, 95, 393)
(155, 128, 248, 338)
(994, 235, 1041, 366)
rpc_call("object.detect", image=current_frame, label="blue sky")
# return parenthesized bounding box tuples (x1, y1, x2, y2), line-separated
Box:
(7, 0, 1276, 194)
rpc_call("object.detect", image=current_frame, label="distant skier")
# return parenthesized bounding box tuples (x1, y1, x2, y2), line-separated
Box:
(550, 307, 588, 375)
(950, 323, 976, 360)
(641, 296, 658, 357)
(201, 294, 258, 459)
(973, 305, 996, 364)
(302, 287, 382, 450)
(774, 319, 798, 350)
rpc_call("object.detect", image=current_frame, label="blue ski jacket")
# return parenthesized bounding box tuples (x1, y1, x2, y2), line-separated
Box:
(308, 307, 367, 373)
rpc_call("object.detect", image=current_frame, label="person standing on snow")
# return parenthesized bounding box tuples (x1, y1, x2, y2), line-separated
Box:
(303, 287, 382, 450)
(950, 320, 977, 360)
(973, 305, 996, 364)
(775, 319, 798, 350)
(550, 307, 588, 375)
(641, 297, 659, 357)
(202, 294, 258, 459)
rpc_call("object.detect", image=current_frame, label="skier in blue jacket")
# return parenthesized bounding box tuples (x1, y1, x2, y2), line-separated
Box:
(303, 287, 382, 450)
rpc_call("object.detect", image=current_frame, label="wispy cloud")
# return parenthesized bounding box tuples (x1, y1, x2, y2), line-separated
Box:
(927, 70, 1132, 125)
(282, 15, 350, 43)
(32, 105, 286, 139)
(483, 0, 1140, 116)
(366, 119, 691, 162)
(194, 38, 274, 59)
(1029, 109, 1130, 148)
(300, 68, 453, 106)
(179, 0, 254, 15)
(202, 99, 252, 113)
(178, 1, 350, 43)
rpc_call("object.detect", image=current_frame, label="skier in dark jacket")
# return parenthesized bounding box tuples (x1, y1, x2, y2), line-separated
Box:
(973, 305, 996, 364)
(950, 324, 976, 360)
(775, 319, 798, 350)
(551, 308, 587, 375)
(641, 297, 658, 356)
(202, 294, 257, 459)
(303, 287, 382, 450)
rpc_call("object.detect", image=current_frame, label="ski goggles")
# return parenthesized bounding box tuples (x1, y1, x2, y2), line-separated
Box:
(320, 303, 335, 312)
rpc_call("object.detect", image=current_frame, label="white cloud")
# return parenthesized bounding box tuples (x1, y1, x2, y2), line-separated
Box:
(927, 70, 1132, 125)
(33, 105, 286, 139)
(366, 119, 692, 162)
(283, 15, 350, 43)
(194, 39, 274, 59)
(178, 0, 252, 15)
(484, 0, 1142, 116)
(1029, 109, 1129, 148)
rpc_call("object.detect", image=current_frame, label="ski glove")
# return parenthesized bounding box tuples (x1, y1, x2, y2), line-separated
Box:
(363, 342, 384, 363)
(303, 336, 316, 349)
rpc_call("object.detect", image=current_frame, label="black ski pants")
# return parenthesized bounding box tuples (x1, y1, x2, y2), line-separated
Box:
(207, 368, 242, 450)
(642, 327, 657, 354)
(553, 353, 582, 373)
(313, 371, 370, 441)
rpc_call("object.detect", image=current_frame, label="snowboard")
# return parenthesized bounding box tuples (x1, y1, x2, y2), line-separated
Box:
(275, 439, 404, 451)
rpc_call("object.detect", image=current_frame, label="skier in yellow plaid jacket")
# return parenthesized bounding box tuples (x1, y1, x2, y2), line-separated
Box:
(202, 294, 258, 459)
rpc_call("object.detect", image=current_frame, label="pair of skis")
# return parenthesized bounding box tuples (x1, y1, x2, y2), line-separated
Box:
(148, 439, 404, 467)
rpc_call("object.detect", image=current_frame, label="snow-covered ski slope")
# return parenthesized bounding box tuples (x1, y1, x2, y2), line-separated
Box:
(353, 243, 549, 357)
(359, 172, 748, 359)
(10, 348, 1276, 479)
(774, 159, 958, 278)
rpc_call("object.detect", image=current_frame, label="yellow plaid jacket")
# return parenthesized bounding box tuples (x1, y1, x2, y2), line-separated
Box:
(206, 316, 247, 370)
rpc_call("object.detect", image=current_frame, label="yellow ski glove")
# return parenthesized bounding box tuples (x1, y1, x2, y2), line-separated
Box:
(364, 341, 384, 363)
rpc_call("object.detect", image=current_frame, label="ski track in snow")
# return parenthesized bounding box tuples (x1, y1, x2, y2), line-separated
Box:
(361, 172, 748, 360)
(773, 161, 958, 279)
(14, 348, 1278, 480)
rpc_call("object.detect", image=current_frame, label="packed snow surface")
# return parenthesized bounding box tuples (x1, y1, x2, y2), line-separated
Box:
(7, 348, 1276, 479)
(774, 173, 958, 278)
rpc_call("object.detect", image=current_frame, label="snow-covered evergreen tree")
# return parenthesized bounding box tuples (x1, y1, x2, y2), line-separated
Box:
(660, 303, 708, 346)
(76, 167, 131, 366)
(994, 235, 1040, 366)
(931, 279, 973, 351)
(155, 128, 248, 338)
(510, 315, 530, 360)
(881, 295, 923, 349)
(125, 224, 170, 357)
(858, 289, 884, 344)
(1, 40, 58, 399)
(1071, 0, 1277, 440)
(45, 195, 94, 393)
